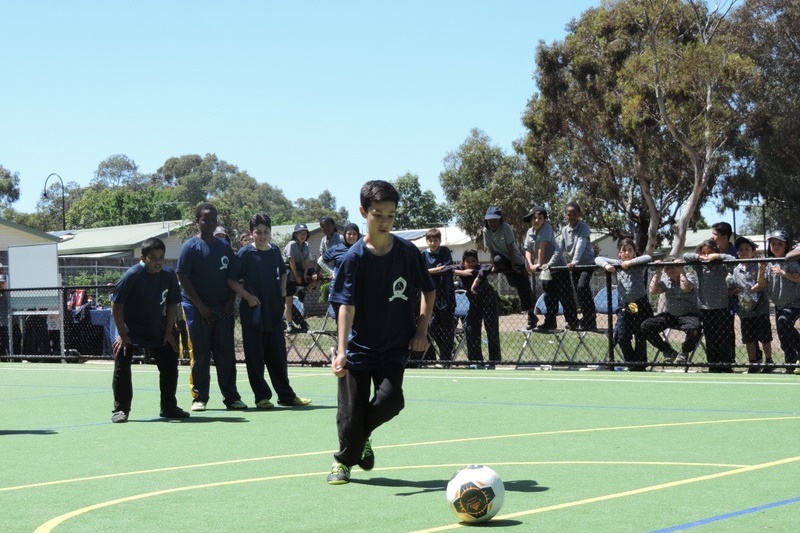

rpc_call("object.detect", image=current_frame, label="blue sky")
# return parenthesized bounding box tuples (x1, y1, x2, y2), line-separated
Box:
(0, 0, 735, 231)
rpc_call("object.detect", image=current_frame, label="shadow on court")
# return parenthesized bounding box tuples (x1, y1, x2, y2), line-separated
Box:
(351, 477, 547, 497)
(0, 429, 58, 435)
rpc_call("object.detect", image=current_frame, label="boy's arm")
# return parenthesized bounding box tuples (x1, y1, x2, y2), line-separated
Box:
(787, 246, 800, 262)
(331, 304, 355, 377)
(176, 272, 212, 320)
(648, 267, 664, 295)
(227, 278, 259, 307)
(111, 301, 131, 356)
(409, 289, 436, 353)
(163, 303, 178, 351)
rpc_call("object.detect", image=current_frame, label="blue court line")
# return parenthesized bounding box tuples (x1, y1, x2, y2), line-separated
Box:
(649, 496, 800, 532)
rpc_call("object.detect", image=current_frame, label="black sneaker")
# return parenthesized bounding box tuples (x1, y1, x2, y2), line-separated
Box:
(326, 462, 351, 484)
(160, 407, 191, 419)
(111, 411, 128, 423)
(358, 438, 374, 471)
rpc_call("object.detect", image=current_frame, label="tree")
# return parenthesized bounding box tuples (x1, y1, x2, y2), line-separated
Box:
(0, 165, 21, 208)
(392, 173, 452, 230)
(91, 154, 144, 189)
(520, 4, 701, 254)
(67, 186, 183, 228)
(440, 129, 556, 244)
(629, 0, 757, 254)
(293, 190, 348, 225)
(212, 173, 295, 243)
(154, 153, 240, 207)
(723, 0, 800, 238)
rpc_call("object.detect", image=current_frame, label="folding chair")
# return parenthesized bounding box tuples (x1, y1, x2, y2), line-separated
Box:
(562, 287, 617, 365)
(516, 294, 566, 367)
(452, 290, 469, 360)
(284, 296, 305, 360)
(303, 304, 338, 364)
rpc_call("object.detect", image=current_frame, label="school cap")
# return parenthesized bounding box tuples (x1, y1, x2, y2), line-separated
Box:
(734, 236, 757, 249)
(523, 206, 548, 223)
(484, 206, 502, 220)
(293, 223, 309, 234)
(213, 226, 228, 236)
(768, 229, 788, 242)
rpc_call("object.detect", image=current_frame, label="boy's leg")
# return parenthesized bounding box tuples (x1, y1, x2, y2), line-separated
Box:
(555, 270, 579, 328)
(210, 313, 242, 405)
(151, 344, 180, 412)
(464, 307, 483, 362)
(775, 307, 800, 365)
(484, 302, 501, 363)
(641, 313, 676, 355)
(334, 367, 373, 467)
(676, 315, 702, 354)
(185, 303, 212, 404)
(576, 270, 596, 328)
(262, 330, 297, 403)
(241, 325, 273, 403)
(364, 358, 406, 437)
(112, 346, 134, 413)
(614, 311, 635, 362)
(540, 279, 558, 328)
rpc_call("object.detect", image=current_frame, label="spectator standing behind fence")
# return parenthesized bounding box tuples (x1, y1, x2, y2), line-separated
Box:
(641, 257, 702, 364)
(284, 223, 316, 334)
(483, 206, 536, 330)
(454, 249, 501, 369)
(757, 230, 800, 374)
(731, 237, 774, 373)
(683, 240, 736, 373)
(317, 216, 343, 280)
(422, 228, 456, 367)
(595, 238, 653, 371)
(523, 206, 558, 330)
(177, 203, 246, 411)
(110, 238, 189, 423)
(552, 202, 596, 330)
(226, 213, 312, 409)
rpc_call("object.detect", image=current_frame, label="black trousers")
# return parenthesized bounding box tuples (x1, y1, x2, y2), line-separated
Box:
(640, 312, 702, 355)
(241, 325, 296, 404)
(700, 308, 734, 370)
(428, 306, 455, 361)
(112, 344, 179, 414)
(334, 357, 405, 467)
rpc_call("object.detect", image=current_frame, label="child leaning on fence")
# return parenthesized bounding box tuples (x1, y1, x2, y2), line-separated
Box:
(640, 257, 702, 364)
(454, 249, 501, 369)
(595, 238, 652, 371)
(757, 230, 800, 373)
(731, 237, 774, 373)
(683, 240, 736, 373)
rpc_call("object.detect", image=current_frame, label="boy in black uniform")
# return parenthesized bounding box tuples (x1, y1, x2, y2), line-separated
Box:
(327, 180, 436, 484)
(110, 238, 189, 423)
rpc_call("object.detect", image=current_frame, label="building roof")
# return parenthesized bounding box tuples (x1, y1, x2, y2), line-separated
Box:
(54, 219, 193, 256)
(0, 217, 61, 251)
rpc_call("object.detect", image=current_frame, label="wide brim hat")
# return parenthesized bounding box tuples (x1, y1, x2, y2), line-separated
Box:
(523, 206, 547, 223)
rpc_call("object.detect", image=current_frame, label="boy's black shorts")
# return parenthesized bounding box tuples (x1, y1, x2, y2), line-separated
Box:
(740, 314, 772, 344)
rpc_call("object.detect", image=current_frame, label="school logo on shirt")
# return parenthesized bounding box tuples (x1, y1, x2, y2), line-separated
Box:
(388, 277, 408, 302)
(160, 289, 169, 315)
(220, 256, 229, 270)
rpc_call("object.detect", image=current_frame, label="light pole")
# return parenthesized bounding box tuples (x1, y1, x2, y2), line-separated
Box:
(43, 173, 66, 231)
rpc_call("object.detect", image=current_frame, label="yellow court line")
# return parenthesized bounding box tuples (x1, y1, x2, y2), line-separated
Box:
(409, 455, 800, 533)
(31, 460, 750, 533)
(4, 415, 798, 493)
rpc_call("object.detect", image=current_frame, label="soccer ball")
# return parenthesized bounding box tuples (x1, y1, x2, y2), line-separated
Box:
(446, 465, 505, 523)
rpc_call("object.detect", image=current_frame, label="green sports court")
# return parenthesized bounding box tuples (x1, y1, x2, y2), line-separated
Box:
(2, 362, 798, 532)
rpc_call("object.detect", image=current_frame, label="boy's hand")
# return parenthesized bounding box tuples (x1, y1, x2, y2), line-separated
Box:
(331, 352, 347, 377)
(163, 333, 178, 352)
(604, 264, 615, 273)
(245, 294, 260, 307)
(408, 331, 430, 354)
(112, 335, 132, 357)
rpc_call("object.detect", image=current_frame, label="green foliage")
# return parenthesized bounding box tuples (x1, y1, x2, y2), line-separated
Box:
(293, 190, 348, 226)
(67, 187, 185, 229)
(92, 154, 142, 188)
(393, 173, 452, 230)
(440, 129, 555, 246)
(496, 293, 520, 316)
(0, 165, 21, 207)
(64, 270, 124, 307)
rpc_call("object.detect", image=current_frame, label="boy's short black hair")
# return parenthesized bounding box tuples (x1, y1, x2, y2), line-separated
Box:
(565, 201, 581, 213)
(360, 180, 400, 210)
(319, 215, 335, 226)
(249, 213, 272, 231)
(462, 249, 479, 262)
(141, 238, 166, 256)
(711, 222, 733, 238)
(194, 202, 217, 221)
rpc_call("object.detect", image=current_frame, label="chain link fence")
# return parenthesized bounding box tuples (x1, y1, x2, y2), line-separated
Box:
(2, 258, 798, 374)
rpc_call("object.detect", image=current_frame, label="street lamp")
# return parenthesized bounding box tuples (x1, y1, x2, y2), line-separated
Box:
(43, 173, 66, 231)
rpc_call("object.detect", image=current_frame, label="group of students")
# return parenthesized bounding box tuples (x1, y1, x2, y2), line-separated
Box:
(108, 180, 439, 488)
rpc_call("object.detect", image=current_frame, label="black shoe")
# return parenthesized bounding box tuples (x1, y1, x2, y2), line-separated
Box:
(286, 324, 304, 334)
(111, 411, 128, 423)
(537, 322, 557, 331)
(160, 407, 191, 419)
(358, 438, 374, 471)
